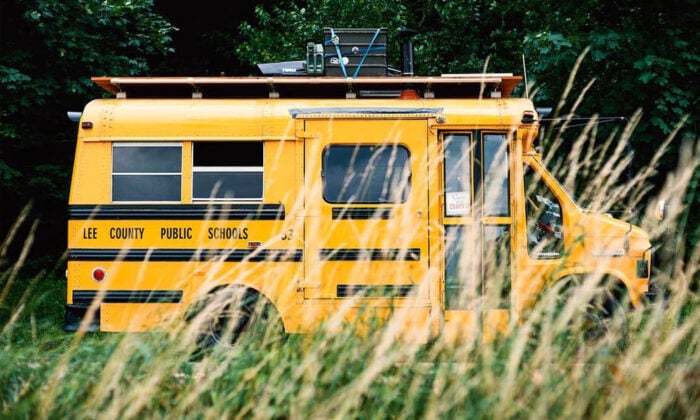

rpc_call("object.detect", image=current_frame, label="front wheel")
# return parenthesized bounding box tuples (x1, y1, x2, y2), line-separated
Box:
(579, 290, 627, 345)
(555, 276, 629, 351)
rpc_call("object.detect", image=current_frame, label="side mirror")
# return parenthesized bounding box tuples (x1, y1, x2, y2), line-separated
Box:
(67, 111, 82, 122)
(655, 199, 667, 221)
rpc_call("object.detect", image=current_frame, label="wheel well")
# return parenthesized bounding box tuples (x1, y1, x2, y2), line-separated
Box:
(194, 285, 285, 332)
(555, 274, 630, 309)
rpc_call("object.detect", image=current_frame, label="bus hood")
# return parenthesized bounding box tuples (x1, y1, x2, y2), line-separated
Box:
(579, 212, 651, 258)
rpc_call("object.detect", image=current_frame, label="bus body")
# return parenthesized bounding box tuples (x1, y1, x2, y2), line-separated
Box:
(65, 75, 652, 342)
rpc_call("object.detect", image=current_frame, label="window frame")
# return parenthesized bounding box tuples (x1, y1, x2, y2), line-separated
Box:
(111, 142, 183, 203)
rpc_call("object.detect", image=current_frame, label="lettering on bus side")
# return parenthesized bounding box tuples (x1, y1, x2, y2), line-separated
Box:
(160, 227, 193, 240)
(109, 227, 145, 240)
(207, 227, 249, 240)
(84, 227, 149, 240)
(83, 227, 98, 239)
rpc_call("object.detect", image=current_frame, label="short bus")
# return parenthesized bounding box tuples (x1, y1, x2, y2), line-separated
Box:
(64, 72, 652, 343)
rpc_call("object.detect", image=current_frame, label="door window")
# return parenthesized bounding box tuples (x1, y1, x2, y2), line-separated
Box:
(322, 144, 411, 204)
(483, 134, 510, 217)
(444, 134, 472, 216)
(483, 225, 511, 308)
(444, 225, 476, 309)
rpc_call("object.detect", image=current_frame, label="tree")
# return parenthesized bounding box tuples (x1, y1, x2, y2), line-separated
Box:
(0, 0, 174, 257)
(518, 1, 699, 248)
(234, 0, 410, 74)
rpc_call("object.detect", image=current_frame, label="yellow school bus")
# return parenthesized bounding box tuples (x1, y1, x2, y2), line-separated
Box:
(64, 73, 652, 343)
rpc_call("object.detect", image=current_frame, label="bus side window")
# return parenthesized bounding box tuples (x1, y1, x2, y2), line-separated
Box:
(112, 143, 182, 202)
(192, 142, 263, 201)
(524, 165, 564, 259)
(322, 144, 411, 204)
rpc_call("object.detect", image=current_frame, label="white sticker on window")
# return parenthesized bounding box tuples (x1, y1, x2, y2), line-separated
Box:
(446, 191, 470, 216)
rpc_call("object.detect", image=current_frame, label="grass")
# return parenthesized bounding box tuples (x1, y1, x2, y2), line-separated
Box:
(1, 272, 699, 418)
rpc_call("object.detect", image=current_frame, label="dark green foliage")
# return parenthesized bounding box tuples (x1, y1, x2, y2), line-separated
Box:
(234, 0, 410, 73)
(0, 0, 174, 256)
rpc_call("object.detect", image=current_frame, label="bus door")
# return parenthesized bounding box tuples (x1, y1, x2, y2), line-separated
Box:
(441, 132, 513, 343)
(300, 117, 431, 333)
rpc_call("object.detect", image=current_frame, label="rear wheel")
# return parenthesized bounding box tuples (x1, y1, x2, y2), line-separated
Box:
(192, 287, 284, 349)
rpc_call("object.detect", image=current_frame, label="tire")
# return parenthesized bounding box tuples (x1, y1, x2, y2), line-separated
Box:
(192, 287, 284, 350)
(554, 276, 628, 351)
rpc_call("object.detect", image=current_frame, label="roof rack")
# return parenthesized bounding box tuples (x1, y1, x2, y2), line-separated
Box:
(92, 74, 522, 100)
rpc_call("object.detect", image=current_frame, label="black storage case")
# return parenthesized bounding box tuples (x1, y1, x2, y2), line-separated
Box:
(323, 28, 387, 77)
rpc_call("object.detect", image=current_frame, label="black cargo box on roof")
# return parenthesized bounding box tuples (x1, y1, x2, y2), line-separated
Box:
(323, 28, 387, 77)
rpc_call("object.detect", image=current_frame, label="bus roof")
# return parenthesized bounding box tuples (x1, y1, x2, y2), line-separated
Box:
(91, 74, 523, 99)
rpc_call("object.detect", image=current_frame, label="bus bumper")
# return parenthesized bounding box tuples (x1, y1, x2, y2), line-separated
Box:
(63, 304, 100, 332)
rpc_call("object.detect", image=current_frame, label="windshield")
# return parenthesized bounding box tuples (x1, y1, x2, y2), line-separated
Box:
(523, 163, 565, 259)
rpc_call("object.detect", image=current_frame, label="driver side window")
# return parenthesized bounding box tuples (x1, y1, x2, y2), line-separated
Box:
(524, 165, 564, 259)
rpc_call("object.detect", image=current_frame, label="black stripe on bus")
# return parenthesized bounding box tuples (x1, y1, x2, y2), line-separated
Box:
(319, 248, 420, 261)
(331, 207, 394, 220)
(68, 204, 285, 220)
(337, 285, 417, 298)
(73, 290, 183, 304)
(69, 248, 303, 262)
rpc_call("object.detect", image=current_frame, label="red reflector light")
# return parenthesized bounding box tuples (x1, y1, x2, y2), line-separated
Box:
(92, 267, 106, 282)
(82, 121, 93, 129)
